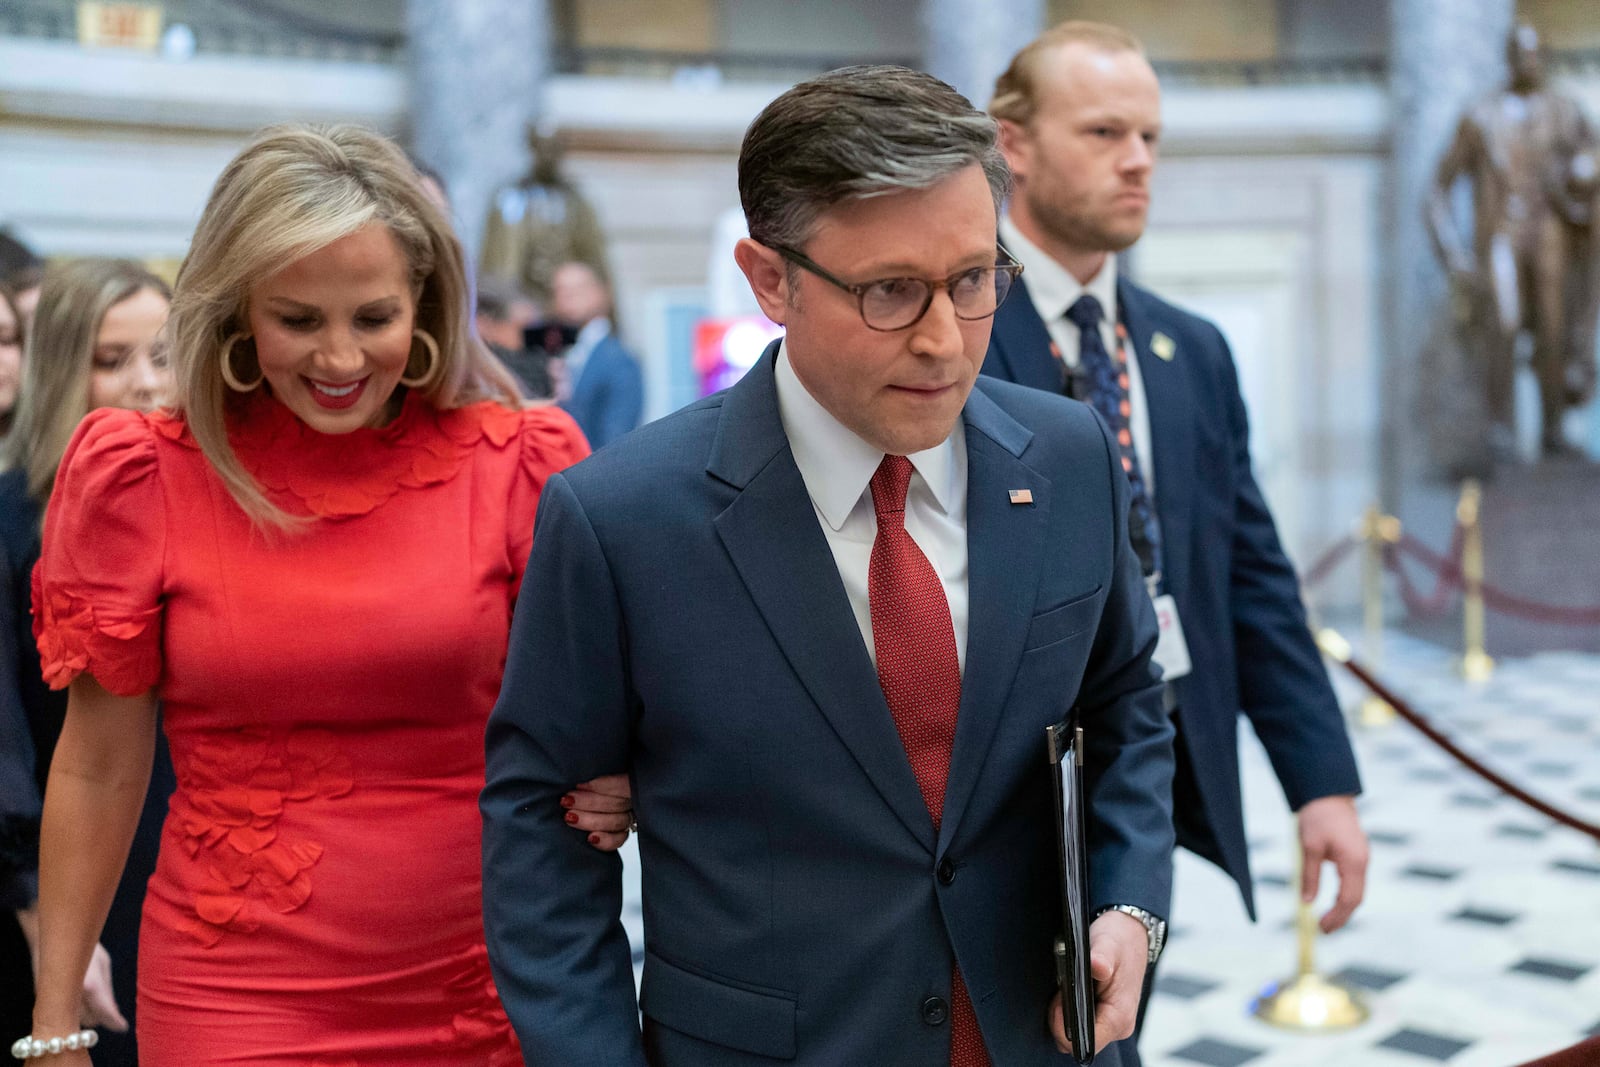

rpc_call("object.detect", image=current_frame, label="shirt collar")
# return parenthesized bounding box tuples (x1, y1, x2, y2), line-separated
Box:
(773, 340, 960, 532)
(1000, 216, 1119, 327)
(574, 316, 611, 351)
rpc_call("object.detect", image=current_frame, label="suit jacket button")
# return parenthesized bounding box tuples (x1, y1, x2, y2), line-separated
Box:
(936, 858, 956, 885)
(921, 996, 949, 1026)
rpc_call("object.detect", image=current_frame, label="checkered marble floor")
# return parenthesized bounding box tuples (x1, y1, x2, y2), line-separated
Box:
(617, 632, 1600, 1065)
(1143, 633, 1600, 1067)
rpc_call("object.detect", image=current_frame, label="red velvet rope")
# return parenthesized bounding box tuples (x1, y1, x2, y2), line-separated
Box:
(1513, 1036, 1600, 1067)
(1394, 532, 1600, 627)
(1330, 650, 1600, 844)
(1298, 523, 1600, 626)
(1298, 534, 1361, 591)
(1387, 530, 1465, 619)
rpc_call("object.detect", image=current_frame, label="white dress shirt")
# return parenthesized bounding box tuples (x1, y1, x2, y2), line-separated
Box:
(774, 342, 969, 673)
(1000, 216, 1156, 494)
(563, 315, 611, 387)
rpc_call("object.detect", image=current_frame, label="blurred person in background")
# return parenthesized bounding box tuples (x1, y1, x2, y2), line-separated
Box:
(0, 284, 33, 1051)
(984, 23, 1367, 1063)
(475, 275, 540, 354)
(0, 259, 176, 1066)
(550, 259, 642, 448)
(475, 274, 560, 400)
(0, 290, 22, 438)
(408, 157, 450, 216)
(19, 124, 626, 1067)
(0, 231, 44, 325)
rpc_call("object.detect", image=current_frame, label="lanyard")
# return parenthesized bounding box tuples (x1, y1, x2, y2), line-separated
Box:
(1051, 311, 1166, 591)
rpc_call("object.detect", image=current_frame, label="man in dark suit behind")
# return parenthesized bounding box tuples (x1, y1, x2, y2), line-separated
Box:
(982, 22, 1369, 1060)
(483, 65, 1177, 1065)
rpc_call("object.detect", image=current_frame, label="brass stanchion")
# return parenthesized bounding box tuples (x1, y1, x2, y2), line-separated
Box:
(1251, 805, 1370, 1031)
(1456, 480, 1494, 684)
(1355, 506, 1401, 726)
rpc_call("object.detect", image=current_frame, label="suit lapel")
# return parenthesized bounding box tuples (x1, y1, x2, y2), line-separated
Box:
(938, 387, 1050, 853)
(573, 337, 607, 399)
(711, 347, 937, 852)
(988, 277, 1063, 394)
(1118, 277, 1194, 600)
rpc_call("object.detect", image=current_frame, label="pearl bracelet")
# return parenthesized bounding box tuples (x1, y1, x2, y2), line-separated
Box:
(10, 1031, 97, 1059)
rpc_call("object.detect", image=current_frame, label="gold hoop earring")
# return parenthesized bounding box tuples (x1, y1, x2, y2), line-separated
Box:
(401, 328, 440, 389)
(219, 333, 263, 393)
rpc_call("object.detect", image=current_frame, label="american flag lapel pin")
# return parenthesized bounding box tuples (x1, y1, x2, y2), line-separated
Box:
(1008, 489, 1034, 505)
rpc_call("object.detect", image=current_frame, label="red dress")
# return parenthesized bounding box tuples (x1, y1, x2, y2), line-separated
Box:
(32, 391, 588, 1066)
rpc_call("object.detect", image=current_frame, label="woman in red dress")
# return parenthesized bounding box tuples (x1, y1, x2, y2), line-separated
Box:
(23, 125, 628, 1065)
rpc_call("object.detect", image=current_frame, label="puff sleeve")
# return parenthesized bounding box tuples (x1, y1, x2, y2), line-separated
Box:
(506, 405, 590, 589)
(31, 409, 165, 696)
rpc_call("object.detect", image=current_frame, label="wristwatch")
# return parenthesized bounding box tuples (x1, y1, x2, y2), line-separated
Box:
(1095, 904, 1168, 965)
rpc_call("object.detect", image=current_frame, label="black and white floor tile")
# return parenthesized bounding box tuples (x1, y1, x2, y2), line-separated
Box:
(615, 633, 1600, 1065)
(1142, 634, 1600, 1067)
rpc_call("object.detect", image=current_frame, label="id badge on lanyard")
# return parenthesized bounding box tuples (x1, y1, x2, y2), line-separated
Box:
(1146, 575, 1191, 683)
(1063, 313, 1191, 683)
(1115, 317, 1188, 686)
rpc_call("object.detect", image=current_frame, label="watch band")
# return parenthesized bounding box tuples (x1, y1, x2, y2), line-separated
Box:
(1095, 904, 1167, 964)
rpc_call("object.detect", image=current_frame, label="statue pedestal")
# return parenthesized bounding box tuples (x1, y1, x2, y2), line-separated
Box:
(1405, 459, 1600, 655)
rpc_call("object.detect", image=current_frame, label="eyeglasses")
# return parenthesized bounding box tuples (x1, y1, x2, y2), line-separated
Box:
(772, 244, 1024, 332)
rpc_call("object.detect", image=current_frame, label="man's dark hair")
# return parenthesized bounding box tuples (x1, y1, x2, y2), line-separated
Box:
(0, 229, 43, 293)
(738, 65, 1010, 252)
(476, 274, 530, 321)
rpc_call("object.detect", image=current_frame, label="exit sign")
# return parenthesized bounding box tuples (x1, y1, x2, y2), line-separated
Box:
(77, 3, 163, 51)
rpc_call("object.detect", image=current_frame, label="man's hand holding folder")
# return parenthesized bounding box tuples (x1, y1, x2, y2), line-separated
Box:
(1048, 716, 1157, 1061)
(1047, 913, 1152, 1057)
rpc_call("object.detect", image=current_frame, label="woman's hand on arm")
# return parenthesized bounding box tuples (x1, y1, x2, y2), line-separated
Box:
(563, 773, 633, 852)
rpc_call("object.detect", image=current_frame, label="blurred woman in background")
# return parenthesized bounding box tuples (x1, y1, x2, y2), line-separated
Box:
(0, 288, 24, 438)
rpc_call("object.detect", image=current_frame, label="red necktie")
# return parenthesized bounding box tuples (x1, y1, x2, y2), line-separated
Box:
(868, 455, 989, 1067)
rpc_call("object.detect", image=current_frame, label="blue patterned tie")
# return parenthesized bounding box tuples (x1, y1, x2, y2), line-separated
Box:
(1065, 295, 1163, 580)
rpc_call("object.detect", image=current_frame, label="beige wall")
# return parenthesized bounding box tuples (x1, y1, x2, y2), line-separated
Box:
(1046, 0, 1279, 61)
(1522, 0, 1600, 51)
(573, 0, 713, 51)
(569, 0, 1600, 67)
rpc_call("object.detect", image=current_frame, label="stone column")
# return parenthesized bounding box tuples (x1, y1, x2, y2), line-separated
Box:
(405, 0, 548, 263)
(1385, 0, 1513, 502)
(920, 0, 1045, 109)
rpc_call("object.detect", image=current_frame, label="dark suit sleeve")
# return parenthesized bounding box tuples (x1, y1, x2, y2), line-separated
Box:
(481, 471, 647, 1067)
(1214, 331, 1361, 809)
(1079, 413, 1177, 920)
(593, 346, 644, 449)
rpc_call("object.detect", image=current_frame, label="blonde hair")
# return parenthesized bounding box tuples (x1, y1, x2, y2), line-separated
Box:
(0, 258, 172, 512)
(170, 123, 521, 526)
(989, 21, 1146, 126)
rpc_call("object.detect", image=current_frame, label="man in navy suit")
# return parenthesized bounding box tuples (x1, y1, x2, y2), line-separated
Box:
(984, 22, 1369, 1056)
(551, 259, 644, 448)
(483, 66, 1177, 1065)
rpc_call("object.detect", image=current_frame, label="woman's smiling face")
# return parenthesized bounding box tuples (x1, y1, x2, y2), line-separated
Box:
(246, 224, 418, 432)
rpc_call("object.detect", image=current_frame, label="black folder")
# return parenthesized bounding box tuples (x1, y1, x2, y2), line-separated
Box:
(1047, 715, 1094, 1064)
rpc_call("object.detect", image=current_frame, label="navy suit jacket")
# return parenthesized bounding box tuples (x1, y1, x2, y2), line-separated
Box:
(483, 345, 1176, 1065)
(563, 331, 644, 449)
(983, 275, 1362, 916)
